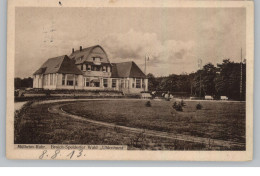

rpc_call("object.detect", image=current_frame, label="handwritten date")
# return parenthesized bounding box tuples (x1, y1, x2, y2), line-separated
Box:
(39, 149, 85, 160)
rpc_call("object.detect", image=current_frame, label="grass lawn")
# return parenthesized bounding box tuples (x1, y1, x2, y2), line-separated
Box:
(62, 99, 245, 144)
(14, 99, 245, 150)
(14, 101, 213, 150)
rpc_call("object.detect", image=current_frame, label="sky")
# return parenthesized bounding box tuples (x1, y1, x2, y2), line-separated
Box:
(15, 7, 246, 78)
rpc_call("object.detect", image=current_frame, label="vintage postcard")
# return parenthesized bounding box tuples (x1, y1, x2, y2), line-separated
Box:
(6, 0, 254, 161)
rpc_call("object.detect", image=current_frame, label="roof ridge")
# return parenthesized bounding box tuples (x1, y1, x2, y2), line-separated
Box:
(72, 45, 100, 53)
(114, 61, 134, 64)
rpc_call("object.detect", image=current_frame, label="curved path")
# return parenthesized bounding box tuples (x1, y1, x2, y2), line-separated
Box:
(42, 99, 245, 149)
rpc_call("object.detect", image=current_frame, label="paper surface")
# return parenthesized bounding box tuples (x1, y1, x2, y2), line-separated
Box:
(6, 0, 254, 161)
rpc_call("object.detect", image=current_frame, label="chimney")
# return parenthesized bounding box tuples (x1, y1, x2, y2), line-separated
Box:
(80, 46, 82, 51)
(72, 48, 74, 53)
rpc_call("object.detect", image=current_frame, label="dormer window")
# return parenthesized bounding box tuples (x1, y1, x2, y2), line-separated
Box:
(93, 57, 101, 62)
(78, 57, 83, 61)
(93, 57, 101, 65)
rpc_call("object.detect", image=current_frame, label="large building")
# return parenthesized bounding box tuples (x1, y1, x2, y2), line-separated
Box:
(33, 45, 148, 93)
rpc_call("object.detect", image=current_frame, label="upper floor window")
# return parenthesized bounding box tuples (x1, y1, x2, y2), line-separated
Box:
(93, 57, 101, 62)
(102, 66, 106, 72)
(87, 64, 91, 71)
(78, 57, 83, 61)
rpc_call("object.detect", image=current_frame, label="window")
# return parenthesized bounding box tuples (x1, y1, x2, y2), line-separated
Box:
(84, 77, 90, 87)
(87, 64, 91, 71)
(103, 79, 108, 88)
(90, 78, 100, 87)
(66, 74, 74, 86)
(102, 66, 106, 72)
(136, 79, 141, 88)
(44, 75, 48, 86)
(112, 79, 117, 88)
(142, 79, 145, 89)
(83, 64, 86, 71)
(132, 78, 135, 88)
(121, 79, 124, 88)
(50, 74, 53, 85)
(81, 64, 83, 70)
(75, 75, 78, 86)
(62, 74, 66, 85)
(53, 74, 56, 85)
(93, 57, 101, 62)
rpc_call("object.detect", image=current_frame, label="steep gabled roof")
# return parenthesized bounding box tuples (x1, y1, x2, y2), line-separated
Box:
(33, 55, 82, 75)
(70, 45, 111, 64)
(111, 61, 146, 78)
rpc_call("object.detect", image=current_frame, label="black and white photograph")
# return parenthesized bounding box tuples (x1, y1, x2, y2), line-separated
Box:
(6, 0, 254, 161)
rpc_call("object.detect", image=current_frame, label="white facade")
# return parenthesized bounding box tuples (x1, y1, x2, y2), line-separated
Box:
(33, 73, 148, 93)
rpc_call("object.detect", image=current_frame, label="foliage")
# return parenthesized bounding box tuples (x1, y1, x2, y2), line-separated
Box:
(180, 99, 186, 106)
(146, 59, 246, 101)
(196, 103, 202, 110)
(172, 102, 183, 112)
(15, 77, 33, 89)
(145, 101, 152, 107)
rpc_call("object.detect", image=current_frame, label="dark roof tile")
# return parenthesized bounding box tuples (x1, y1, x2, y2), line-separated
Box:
(33, 55, 82, 75)
(111, 61, 146, 78)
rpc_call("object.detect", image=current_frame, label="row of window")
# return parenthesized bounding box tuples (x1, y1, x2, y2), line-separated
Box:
(78, 57, 101, 62)
(78, 64, 111, 72)
(83, 78, 117, 88)
(43, 74, 56, 86)
(62, 74, 78, 86)
(41, 74, 145, 89)
(82, 78, 145, 89)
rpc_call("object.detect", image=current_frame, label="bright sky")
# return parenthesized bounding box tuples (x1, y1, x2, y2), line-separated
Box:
(15, 7, 246, 78)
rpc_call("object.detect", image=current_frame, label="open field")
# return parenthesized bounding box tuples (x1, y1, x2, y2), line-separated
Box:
(14, 99, 245, 150)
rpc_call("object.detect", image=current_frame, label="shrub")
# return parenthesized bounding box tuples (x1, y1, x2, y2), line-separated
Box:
(145, 101, 151, 107)
(172, 102, 183, 111)
(180, 99, 186, 106)
(196, 103, 202, 110)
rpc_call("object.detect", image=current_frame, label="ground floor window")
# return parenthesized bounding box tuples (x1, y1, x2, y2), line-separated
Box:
(62, 74, 66, 85)
(112, 79, 117, 88)
(120, 79, 124, 88)
(103, 78, 108, 88)
(136, 78, 141, 88)
(84, 77, 90, 87)
(50, 74, 55, 86)
(44, 75, 48, 86)
(75, 75, 78, 86)
(90, 78, 100, 87)
(66, 74, 74, 86)
(142, 79, 145, 89)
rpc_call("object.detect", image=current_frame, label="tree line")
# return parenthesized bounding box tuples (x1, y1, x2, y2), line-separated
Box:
(147, 59, 246, 100)
(15, 77, 33, 89)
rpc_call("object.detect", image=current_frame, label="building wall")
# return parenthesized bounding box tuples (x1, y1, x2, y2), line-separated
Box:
(56, 73, 84, 90)
(33, 73, 148, 94)
(118, 78, 148, 94)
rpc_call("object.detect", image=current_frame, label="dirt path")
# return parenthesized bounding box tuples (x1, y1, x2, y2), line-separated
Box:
(14, 101, 28, 111)
(45, 100, 245, 149)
